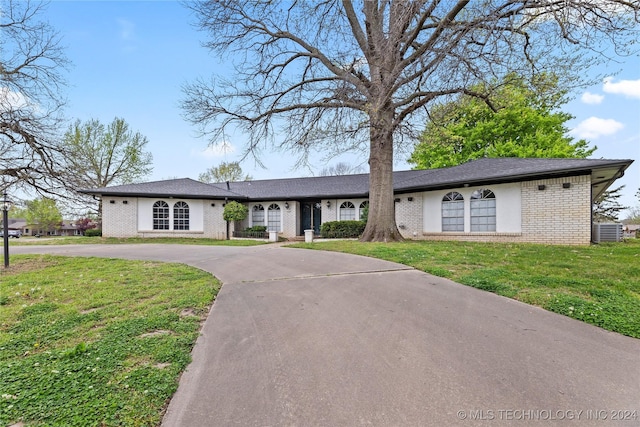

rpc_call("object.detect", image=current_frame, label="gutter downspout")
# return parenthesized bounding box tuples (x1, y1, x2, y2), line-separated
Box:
(225, 197, 229, 240)
(590, 182, 594, 244)
(225, 181, 231, 240)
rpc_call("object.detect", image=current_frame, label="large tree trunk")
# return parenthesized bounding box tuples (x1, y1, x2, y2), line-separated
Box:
(360, 106, 403, 242)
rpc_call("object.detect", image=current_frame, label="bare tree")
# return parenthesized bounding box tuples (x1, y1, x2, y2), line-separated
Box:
(319, 162, 364, 176)
(593, 185, 627, 223)
(182, 1, 639, 241)
(61, 117, 153, 216)
(1, 0, 69, 196)
(199, 161, 252, 183)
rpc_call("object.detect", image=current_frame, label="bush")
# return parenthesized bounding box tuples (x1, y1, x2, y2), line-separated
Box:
(84, 229, 102, 237)
(223, 201, 248, 222)
(360, 204, 369, 223)
(320, 220, 366, 238)
(245, 225, 267, 232)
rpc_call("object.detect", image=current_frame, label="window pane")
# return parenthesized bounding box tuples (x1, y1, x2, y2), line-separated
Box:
(442, 198, 464, 232)
(252, 205, 265, 226)
(340, 202, 356, 220)
(153, 201, 169, 230)
(267, 204, 281, 232)
(174, 201, 189, 230)
(470, 190, 496, 232)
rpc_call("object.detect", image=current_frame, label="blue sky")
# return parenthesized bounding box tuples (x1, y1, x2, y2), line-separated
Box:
(44, 1, 639, 211)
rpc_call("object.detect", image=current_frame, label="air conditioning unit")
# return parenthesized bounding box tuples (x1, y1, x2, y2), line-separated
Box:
(592, 223, 623, 243)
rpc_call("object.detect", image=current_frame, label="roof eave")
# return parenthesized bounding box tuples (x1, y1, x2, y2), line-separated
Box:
(81, 190, 248, 201)
(396, 160, 633, 194)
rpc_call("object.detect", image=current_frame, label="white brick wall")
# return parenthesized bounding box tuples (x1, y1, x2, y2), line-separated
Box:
(322, 199, 338, 222)
(102, 197, 138, 238)
(395, 193, 423, 238)
(282, 201, 298, 237)
(102, 197, 230, 239)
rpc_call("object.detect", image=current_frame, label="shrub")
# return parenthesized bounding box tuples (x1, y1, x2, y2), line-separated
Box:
(360, 204, 369, 223)
(320, 220, 366, 238)
(84, 229, 102, 237)
(245, 226, 267, 232)
(223, 201, 248, 222)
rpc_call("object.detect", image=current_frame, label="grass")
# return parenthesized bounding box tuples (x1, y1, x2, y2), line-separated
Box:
(0, 255, 220, 426)
(291, 239, 640, 338)
(10, 236, 267, 246)
(2, 236, 637, 426)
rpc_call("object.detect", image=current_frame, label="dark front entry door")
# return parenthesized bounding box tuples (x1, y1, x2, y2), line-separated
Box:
(301, 201, 321, 235)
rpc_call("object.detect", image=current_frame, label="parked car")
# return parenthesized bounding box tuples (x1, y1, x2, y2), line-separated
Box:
(0, 230, 22, 238)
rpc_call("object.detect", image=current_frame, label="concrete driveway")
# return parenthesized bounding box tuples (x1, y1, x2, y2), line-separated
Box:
(11, 244, 640, 426)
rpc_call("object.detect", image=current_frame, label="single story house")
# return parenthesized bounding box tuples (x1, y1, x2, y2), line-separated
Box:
(82, 157, 633, 245)
(623, 224, 639, 238)
(2, 218, 85, 237)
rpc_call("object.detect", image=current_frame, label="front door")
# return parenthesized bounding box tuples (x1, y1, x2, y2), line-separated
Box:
(300, 201, 321, 235)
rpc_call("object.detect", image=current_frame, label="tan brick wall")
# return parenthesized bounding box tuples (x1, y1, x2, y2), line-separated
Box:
(420, 232, 524, 243)
(521, 175, 591, 245)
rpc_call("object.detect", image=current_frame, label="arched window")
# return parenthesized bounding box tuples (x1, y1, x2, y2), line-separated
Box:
(442, 192, 464, 232)
(470, 189, 496, 232)
(174, 201, 189, 230)
(153, 201, 169, 230)
(252, 204, 265, 227)
(267, 203, 281, 232)
(359, 201, 369, 221)
(340, 201, 356, 220)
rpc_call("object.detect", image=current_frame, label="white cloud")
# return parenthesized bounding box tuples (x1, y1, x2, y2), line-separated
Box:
(117, 18, 137, 52)
(0, 87, 32, 111)
(603, 77, 640, 99)
(571, 117, 624, 139)
(580, 91, 604, 105)
(117, 18, 135, 41)
(191, 141, 236, 159)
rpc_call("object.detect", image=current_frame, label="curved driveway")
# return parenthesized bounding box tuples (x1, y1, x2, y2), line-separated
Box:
(12, 244, 640, 426)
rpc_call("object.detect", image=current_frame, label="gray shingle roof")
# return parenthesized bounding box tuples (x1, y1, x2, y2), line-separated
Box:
(82, 158, 633, 201)
(394, 157, 633, 192)
(82, 178, 245, 199)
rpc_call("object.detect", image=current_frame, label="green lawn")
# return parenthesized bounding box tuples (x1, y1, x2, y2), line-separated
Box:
(292, 239, 640, 338)
(2, 238, 637, 425)
(0, 255, 220, 427)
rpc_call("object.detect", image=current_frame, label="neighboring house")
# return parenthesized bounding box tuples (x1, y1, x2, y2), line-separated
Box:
(1, 218, 50, 236)
(623, 224, 639, 238)
(2, 218, 27, 232)
(81, 157, 633, 246)
(10, 219, 84, 237)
